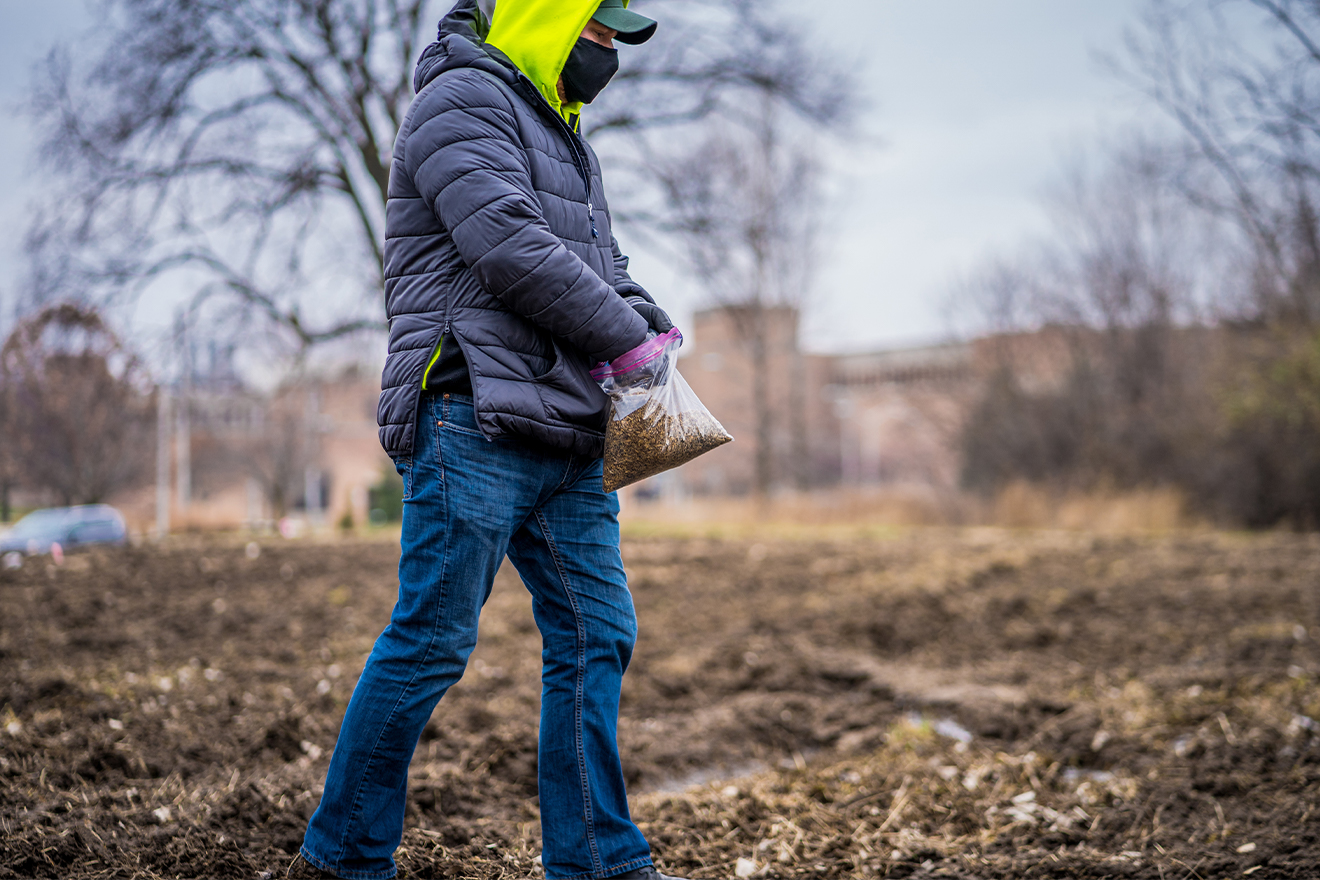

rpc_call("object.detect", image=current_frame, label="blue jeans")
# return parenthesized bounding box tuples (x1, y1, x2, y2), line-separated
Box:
(301, 393, 653, 880)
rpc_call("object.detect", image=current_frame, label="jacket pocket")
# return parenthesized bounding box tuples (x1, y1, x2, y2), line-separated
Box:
(531, 338, 569, 385)
(533, 338, 610, 429)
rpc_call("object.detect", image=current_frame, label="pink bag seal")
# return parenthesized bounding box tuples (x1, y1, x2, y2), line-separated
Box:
(591, 328, 683, 381)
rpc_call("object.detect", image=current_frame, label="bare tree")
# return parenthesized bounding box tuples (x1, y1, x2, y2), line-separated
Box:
(240, 402, 316, 520)
(1114, 0, 1320, 324)
(0, 304, 155, 505)
(1101, 0, 1320, 524)
(956, 142, 1223, 493)
(0, 367, 15, 521)
(30, 0, 431, 347)
(606, 1, 857, 495)
(29, 0, 853, 353)
(590, 0, 854, 220)
(947, 0, 1320, 525)
(592, 0, 853, 141)
(650, 72, 852, 495)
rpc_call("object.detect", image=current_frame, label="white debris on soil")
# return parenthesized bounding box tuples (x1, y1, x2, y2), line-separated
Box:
(933, 718, 973, 744)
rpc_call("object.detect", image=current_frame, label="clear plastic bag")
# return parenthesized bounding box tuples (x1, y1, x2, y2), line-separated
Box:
(592, 328, 733, 493)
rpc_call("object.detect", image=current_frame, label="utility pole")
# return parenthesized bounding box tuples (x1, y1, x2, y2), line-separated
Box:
(174, 311, 191, 510)
(175, 398, 191, 510)
(303, 387, 323, 526)
(834, 395, 855, 486)
(155, 388, 171, 539)
(246, 477, 263, 530)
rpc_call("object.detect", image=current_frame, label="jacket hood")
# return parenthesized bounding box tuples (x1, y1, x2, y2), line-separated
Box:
(417, 0, 622, 123)
(413, 0, 507, 94)
(484, 0, 604, 121)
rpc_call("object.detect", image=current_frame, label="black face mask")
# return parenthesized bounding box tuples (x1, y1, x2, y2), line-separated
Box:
(561, 36, 619, 105)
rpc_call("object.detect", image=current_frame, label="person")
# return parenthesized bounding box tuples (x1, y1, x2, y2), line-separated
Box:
(287, 1, 681, 879)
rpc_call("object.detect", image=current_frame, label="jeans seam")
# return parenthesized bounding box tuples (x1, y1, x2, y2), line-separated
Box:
(302, 847, 397, 880)
(603, 856, 655, 878)
(536, 508, 603, 876)
(332, 417, 451, 873)
(550, 857, 652, 880)
(439, 423, 484, 437)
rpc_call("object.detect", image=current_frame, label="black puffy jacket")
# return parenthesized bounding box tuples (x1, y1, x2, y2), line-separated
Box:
(377, 0, 651, 457)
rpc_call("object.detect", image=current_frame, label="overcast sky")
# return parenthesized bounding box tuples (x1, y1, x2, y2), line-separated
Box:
(797, 0, 1159, 350)
(0, 0, 1163, 356)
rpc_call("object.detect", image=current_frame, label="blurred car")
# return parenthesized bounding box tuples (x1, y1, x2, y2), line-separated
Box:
(0, 504, 128, 555)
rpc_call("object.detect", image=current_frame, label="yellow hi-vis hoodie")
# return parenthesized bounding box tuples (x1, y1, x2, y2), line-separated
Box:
(484, 0, 635, 124)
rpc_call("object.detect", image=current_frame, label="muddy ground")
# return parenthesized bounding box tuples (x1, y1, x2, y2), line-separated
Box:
(1, 527, 1318, 879)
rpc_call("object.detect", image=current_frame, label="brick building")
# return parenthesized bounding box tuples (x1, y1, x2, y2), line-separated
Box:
(673, 306, 836, 494)
(102, 309, 1072, 533)
(132, 364, 392, 534)
(676, 306, 1023, 496)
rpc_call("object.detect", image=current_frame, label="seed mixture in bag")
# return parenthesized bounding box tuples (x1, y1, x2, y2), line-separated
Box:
(591, 328, 732, 493)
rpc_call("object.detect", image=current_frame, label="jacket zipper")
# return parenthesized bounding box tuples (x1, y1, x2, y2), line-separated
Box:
(439, 317, 487, 440)
(514, 76, 598, 239)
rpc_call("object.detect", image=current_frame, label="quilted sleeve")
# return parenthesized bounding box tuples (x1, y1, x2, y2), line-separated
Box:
(610, 232, 654, 303)
(404, 70, 648, 363)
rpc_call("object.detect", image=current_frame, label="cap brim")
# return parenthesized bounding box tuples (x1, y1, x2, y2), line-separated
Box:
(592, 8, 657, 44)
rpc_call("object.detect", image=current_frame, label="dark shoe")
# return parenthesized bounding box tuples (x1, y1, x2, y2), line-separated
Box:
(610, 866, 687, 880)
(286, 853, 338, 879)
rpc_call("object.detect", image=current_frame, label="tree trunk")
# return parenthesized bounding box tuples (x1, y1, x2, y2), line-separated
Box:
(789, 342, 810, 490)
(748, 306, 774, 498)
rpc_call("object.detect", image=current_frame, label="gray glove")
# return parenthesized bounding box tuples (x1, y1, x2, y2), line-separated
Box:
(623, 295, 674, 335)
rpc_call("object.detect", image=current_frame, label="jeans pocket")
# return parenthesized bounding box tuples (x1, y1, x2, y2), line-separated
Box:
(438, 396, 484, 438)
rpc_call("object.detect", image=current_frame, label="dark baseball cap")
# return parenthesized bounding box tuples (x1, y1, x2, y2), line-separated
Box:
(592, 0, 657, 45)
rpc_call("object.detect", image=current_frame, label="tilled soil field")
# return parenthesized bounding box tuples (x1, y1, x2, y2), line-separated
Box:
(2, 528, 1319, 879)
